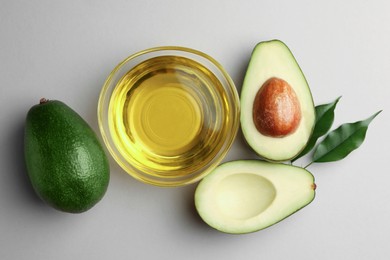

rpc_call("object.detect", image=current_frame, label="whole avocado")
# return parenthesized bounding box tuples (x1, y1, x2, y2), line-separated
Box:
(24, 99, 110, 213)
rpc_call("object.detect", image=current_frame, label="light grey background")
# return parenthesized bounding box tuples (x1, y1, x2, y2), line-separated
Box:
(1, 0, 389, 259)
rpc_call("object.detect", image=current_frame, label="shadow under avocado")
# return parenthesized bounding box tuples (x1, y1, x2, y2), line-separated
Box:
(8, 117, 46, 208)
(182, 183, 207, 227)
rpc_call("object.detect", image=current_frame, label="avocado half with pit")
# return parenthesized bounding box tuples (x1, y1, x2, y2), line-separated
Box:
(241, 40, 315, 161)
(194, 160, 316, 234)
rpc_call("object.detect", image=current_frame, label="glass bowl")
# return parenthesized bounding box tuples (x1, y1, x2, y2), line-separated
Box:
(98, 46, 240, 187)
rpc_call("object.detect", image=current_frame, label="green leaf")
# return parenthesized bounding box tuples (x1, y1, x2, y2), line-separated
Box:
(312, 110, 382, 163)
(312, 96, 342, 138)
(292, 97, 341, 162)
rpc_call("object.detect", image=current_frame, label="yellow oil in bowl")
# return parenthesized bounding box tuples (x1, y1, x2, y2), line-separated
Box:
(98, 47, 240, 186)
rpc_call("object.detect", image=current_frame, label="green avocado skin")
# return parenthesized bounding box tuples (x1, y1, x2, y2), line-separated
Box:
(24, 100, 109, 213)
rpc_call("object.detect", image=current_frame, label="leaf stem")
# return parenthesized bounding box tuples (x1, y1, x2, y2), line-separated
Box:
(304, 161, 314, 169)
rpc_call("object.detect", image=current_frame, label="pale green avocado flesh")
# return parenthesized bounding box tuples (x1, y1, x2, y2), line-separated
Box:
(241, 40, 315, 161)
(195, 160, 316, 234)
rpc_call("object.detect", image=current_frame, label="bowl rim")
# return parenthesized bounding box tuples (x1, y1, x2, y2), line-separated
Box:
(97, 46, 240, 187)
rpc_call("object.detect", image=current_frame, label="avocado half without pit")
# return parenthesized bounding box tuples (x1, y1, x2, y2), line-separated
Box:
(240, 40, 316, 161)
(195, 160, 316, 234)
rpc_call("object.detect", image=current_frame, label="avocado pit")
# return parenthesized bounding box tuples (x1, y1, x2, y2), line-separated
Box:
(253, 77, 301, 137)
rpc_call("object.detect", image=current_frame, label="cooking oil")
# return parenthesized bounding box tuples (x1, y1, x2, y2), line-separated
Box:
(108, 55, 232, 177)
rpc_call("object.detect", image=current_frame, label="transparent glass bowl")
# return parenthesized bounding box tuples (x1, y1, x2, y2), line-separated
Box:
(98, 46, 240, 187)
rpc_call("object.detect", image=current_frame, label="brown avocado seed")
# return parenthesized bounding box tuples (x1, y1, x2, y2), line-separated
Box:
(253, 77, 301, 137)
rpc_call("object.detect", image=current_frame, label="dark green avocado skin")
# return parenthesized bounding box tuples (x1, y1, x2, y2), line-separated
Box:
(24, 100, 109, 213)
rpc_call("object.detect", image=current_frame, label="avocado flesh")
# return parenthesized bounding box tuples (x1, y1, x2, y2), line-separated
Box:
(241, 40, 315, 161)
(195, 160, 315, 234)
(24, 100, 110, 213)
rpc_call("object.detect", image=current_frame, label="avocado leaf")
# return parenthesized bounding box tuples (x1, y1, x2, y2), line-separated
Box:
(292, 97, 341, 162)
(312, 110, 381, 163)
